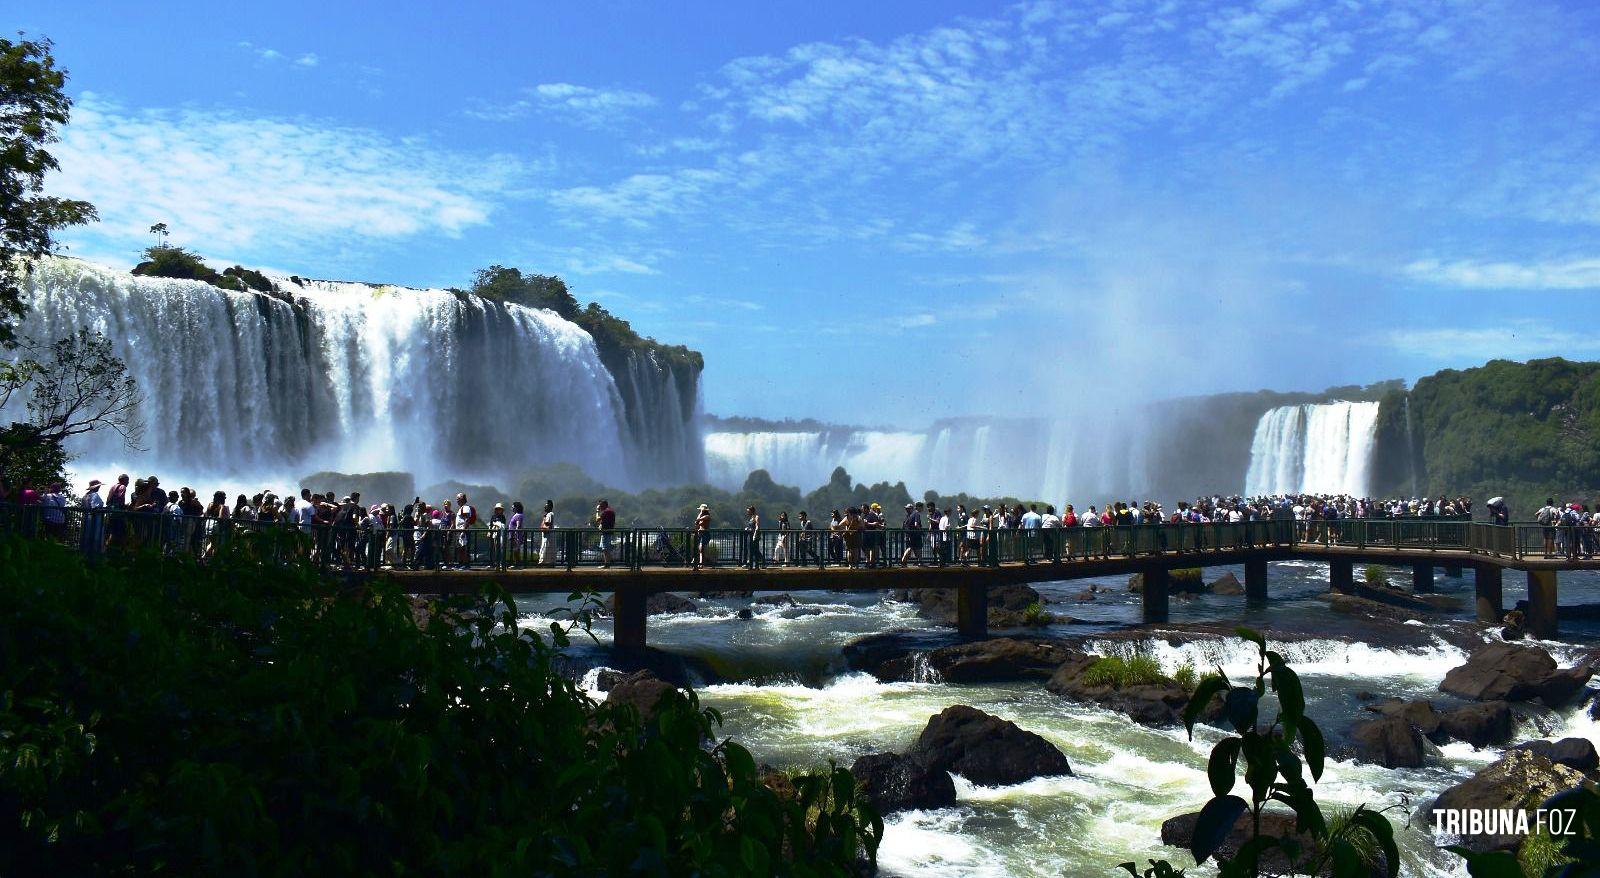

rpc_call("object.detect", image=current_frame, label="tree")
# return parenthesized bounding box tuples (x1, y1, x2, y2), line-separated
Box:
(147, 221, 168, 247)
(7, 329, 143, 446)
(0, 36, 98, 348)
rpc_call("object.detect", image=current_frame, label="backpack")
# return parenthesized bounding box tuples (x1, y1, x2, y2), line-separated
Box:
(1537, 506, 1556, 525)
(464, 505, 478, 526)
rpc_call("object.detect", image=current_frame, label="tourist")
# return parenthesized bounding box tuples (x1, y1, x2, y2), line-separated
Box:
(40, 482, 68, 541)
(488, 503, 507, 568)
(898, 502, 923, 567)
(80, 479, 106, 554)
(743, 505, 763, 569)
(454, 493, 475, 567)
(694, 503, 712, 567)
(595, 499, 616, 568)
(772, 511, 791, 566)
(840, 506, 864, 567)
(508, 501, 525, 565)
(796, 510, 816, 564)
(539, 500, 557, 566)
(862, 502, 883, 567)
(827, 510, 844, 564)
(1537, 498, 1559, 558)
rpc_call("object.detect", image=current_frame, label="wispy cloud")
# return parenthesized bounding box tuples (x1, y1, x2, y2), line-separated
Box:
(467, 83, 656, 127)
(237, 41, 318, 69)
(1377, 320, 1600, 360)
(1404, 257, 1600, 290)
(48, 95, 528, 257)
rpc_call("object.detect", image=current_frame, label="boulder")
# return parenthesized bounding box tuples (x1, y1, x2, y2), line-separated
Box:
(753, 593, 797, 606)
(1045, 650, 1195, 727)
(604, 670, 679, 722)
(1209, 572, 1245, 596)
(607, 592, 698, 616)
(1438, 701, 1515, 748)
(736, 608, 754, 620)
(1349, 715, 1427, 768)
(909, 705, 1072, 786)
(841, 631, 926, 682)
(849, 752, 956, 813)
(890, 583, 1045, 628)
(926, 637, 1077, 684)
(1428, 749, 1591, 852)
(1510, 738, 1599, 774)
(777, 606, 823, 619)
(1161, 809, 1313, 875)
(1439, 643, 1592, 705)
(1362, 698, 1443, 741)
(694, 590, 753, 599)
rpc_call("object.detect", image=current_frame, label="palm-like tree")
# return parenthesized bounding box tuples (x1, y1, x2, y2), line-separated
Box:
(148, 222, 168, 248)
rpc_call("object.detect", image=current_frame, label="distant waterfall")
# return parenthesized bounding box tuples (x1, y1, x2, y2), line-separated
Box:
(1244, 401, 1381, 495)
(703, 430, 927, 491)
(12, 258, 698, 491)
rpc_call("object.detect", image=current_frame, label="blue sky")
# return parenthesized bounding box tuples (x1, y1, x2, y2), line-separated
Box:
(20, 0, 1600, 425)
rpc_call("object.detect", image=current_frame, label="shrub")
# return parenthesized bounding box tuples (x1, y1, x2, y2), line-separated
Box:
(1083, 654, 1165, 688)
(1364, 563, 1389, 588)
(1022, 601, 1054, 626)
(1172, 661, 1197, 692)
(1172, 568, 1203, 586)
(0, 534, 879, 874)
(131, 246, 276, 295)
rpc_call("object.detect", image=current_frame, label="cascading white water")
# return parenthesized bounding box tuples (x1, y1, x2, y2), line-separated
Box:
(9, 258, 698, 491)
(1244, 400, 1381, 496)
(702, 430, 928, 491)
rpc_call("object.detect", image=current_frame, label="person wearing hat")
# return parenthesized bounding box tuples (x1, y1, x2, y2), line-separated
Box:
(486, 503, 507, 568)
(694, 503, 712, 567)
(79, 479, 106, 554)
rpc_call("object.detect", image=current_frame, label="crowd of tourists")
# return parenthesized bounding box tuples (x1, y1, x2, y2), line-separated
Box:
(5, 472, 1599, 568)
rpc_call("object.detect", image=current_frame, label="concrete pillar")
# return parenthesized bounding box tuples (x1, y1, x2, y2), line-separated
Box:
(1412, 563, 1434, 593)
(1245, 558, 1268, 605)
(1473, 564, 1503, 624)
(1526, 570, 1558, 639)
(1443, 564, 1463, 578)
(1329, 559, 1354, 594)
(957, 582, 988, 638)
(613, 588, 648, 651)
(1143, 568, 1170, 623)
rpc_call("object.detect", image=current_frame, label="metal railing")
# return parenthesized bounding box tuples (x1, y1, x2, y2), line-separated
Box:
(0, 502, 1593, 573)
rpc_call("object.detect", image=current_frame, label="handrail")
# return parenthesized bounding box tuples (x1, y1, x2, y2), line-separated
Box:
(0, 501, 1591, 573)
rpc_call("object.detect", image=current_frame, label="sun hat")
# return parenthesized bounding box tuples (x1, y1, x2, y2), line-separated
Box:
(88, 479, 103, 489)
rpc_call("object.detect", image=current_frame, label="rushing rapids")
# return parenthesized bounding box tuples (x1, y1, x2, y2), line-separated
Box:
(11, 258, 703, 490)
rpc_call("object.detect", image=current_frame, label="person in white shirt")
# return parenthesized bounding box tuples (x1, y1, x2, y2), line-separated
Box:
(539, 500, 556, 566)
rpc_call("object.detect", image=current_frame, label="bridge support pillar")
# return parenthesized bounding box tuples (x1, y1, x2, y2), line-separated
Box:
(1526, 570, 1558, 639)
(957, 582, 988, 639)
(1329, 559, 1354, 594)
(1443, 564, 1463, 578)
(1142, 568, 1170, 623)
(1473, 564, 1502, 624)
(1412, 563, 1434, 593)
(613, 588, 648, 651)
(1245, 558, 1268, 605)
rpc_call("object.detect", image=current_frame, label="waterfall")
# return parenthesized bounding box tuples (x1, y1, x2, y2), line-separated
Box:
(11, 258, 697, 492)
(1244, 401, 1381, 496)
(702, 429, 927, 491)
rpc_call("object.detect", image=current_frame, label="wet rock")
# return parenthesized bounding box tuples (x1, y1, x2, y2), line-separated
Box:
(603, 670, 680, 722)
(593, 668, 627, 692)
(910, 705, 1072, 786)
(1427, 749, 1590, 852)
(1363, 698, 1443, 741)
(1439, 643, 1593, 706)
(1209, 571, 1245, 596)
(1069, 589, 1097, 603)
(1501, 609, 1526, 640)
(890, 583, 1045, 628)
(606, 592, 698, 616)
(850, 752, 956, 813)
(736, 608, 753, 620)
(841, 631, 926, 682)
(1161, 809, 1313, 875)
(695, 590, 753, 599)
(753, 593, 797, 606)
(1350, 715, 1427, 768)
(1510, 738, 1598, 773)
(926, 637, 1076, 684)
(778, 606, 823, 619)
(1438, 701, 1515, 748)
(1045, 651, 1196, 727)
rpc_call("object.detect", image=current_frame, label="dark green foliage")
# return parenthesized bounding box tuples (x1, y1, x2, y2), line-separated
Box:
(299, 470, 416, 504)
(1141, 629, 1399, 878)
(1371, 359, 1600, 517)
(469, 265, 703, 397)
(1082, 654, 1163, 688)
(1364, 564, 1389, 588)
(0, 36, 98, 348)
(132, 245, 244, 291)
(0, 422, 67, 489)
(223, 264, 276, 293)
(0, 534, 881, 875)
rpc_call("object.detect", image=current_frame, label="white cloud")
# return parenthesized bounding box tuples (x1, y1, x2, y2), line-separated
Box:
(1404, 257, 1600, 290)
(294, 53, 319, 68)
(48, 96, 525, 256)
(1378, 321, 1600, 360)
(237, 41, 318, 69)
(467, 82, 656, 127)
